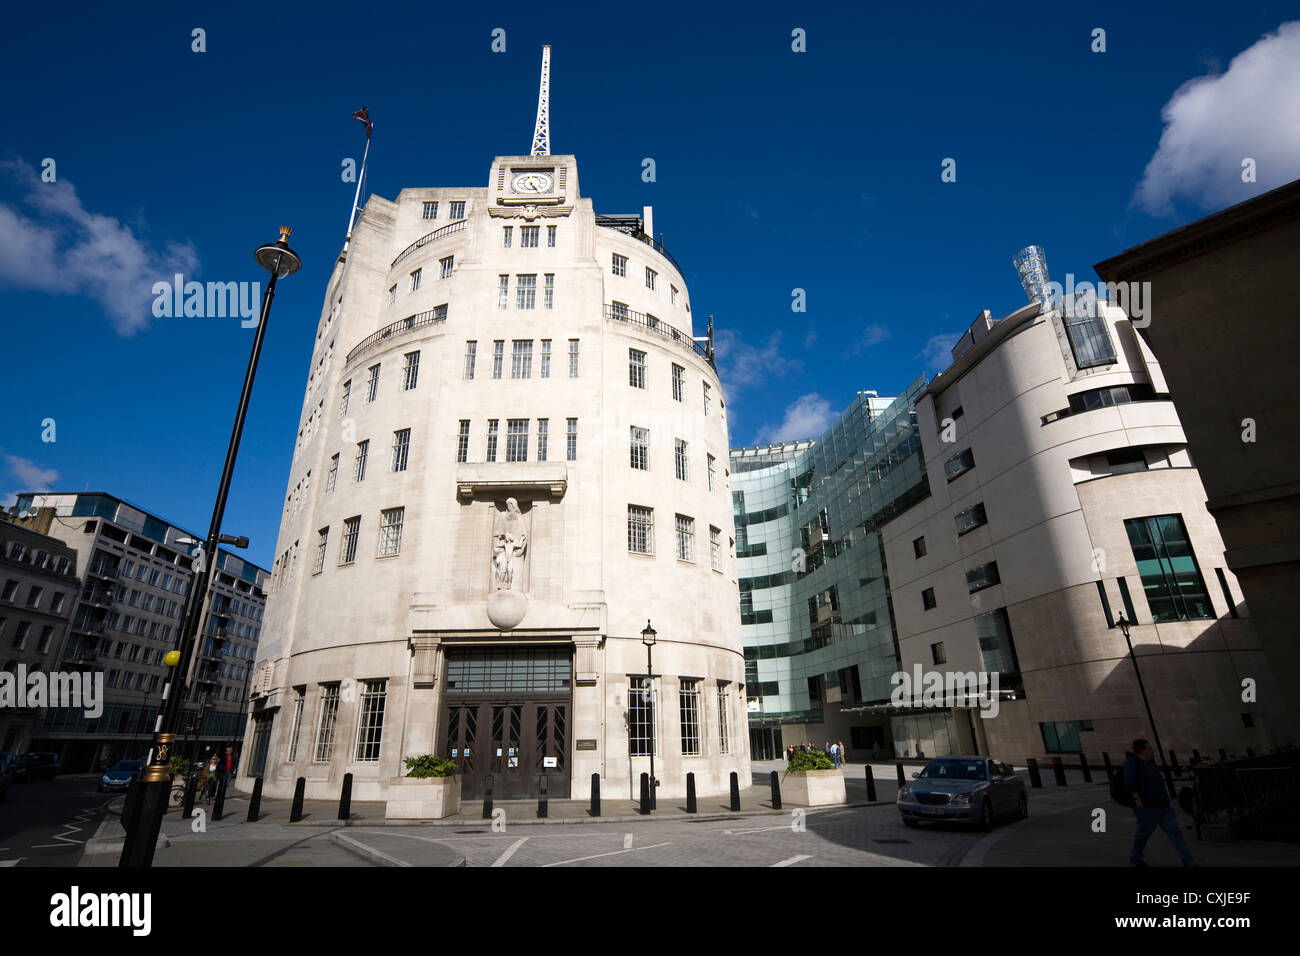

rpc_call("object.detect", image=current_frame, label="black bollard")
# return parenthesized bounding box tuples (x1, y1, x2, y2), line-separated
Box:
(1219, 748, 1228, 762)
(1162, 767, 1177, 799)
(289, 777, 306, 822)
(729, 771, 741, 812)
(482, 775, 494, 820)
(1170, 750, 1180, 772)
(639, 772, 651, 815)
(686, 772, 697, 813)
(896, 763, 906, 787)
(1191, 749, 1202, 766)
(1079, 753, 1092, 783)
(122, 777, 143, 832)
(590, 773, 601, 817)
(213, 773, 227, 821)
(1027, 758, 1043, 789)
(538, 775, 548, 818)
(1102, 751, 1114, 779)
(338, 772, 353, 820)
(245, 776, 263, 822)
(182, 773, 198, 819)
(1052, 757, 1068, 787)
(865, 766, 877, 802)
(770, 770, 782, 810)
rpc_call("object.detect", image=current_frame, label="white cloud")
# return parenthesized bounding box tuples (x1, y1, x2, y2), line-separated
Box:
(1134, 21, 1300, 215)
(850, 322, 891, 354)
(713, 328, 803, 392)
(0, 159, 199, 335)
(918, 333, 962, 372)
(755, 394, 834, 444)
(3, 454, 59, 509)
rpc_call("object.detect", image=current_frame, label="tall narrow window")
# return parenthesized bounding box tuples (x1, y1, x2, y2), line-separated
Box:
(353, 440, 370, 482)
(671, 364, 686, 402)
(366, 364, 381, 402)
(544, 273, 554, 309)
(339, 517, 360, 565)
(377, 508, 405, 557)
(354, 680, 387, 761)
(439, 255, 454, 279)
(675, 438, 689, 480)
(520, 225, 540, 247)
(646, 267, 657, 290)
(511, 339, 533, 378)
(486, 419, 499, 462)
(612, 253, 627, 277)
(313, 684, 341, 761)
(391, 428, 410, 472)
(313, 528, 329, 574)
(463, 340, 477, 380)
(630, 427, 650, 470)
(710, 526, 722, 570)
(707, 454, 717, 492)
(506, 419, 529, 462)
(339, 380, 351, 417)
(540, 339, 552, 378)
(492, 340, 505, 379)
(1215, 567, 1239, 619)
(679, 680, 700, 756)
(566, 418, 577, 461)
(497, 275, 509, 310)
(502, 225, 513, 248)
(537, 418, 549, 462)
(387, 284, 396, 305)
(326, 454, 339, 493)
(547, 224, 556, 247)
(717, 683, 730, 753)
(456, 420, 470, 463)
(676, 515, 694, 561)
(287, 689, 305, 761)
(568, 339, 579, 377)
(628, 505, 654, 554)
(402, 351, 420, 390)
(409, 268, 422, 292)
(702, 382, 712, 416)
(628, 675, 654, 756)
(671, 285, 679, 306)
(516, 274, 537, 309)
(629, 349, 646, 389)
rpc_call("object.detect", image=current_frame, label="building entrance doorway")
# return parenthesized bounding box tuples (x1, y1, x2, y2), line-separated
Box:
(440, 646, 572, 800)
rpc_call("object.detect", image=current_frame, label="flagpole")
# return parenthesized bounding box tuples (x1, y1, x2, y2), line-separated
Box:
(343, 133, 371, 254)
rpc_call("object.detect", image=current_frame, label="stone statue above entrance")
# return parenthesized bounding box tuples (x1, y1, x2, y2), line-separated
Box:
(487, 497, 530, 630)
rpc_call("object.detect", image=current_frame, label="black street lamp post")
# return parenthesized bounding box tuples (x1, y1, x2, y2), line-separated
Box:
(119, 227, 300, 867)
(642, 620, 657, 810)
(1116, 612, 1168, 767)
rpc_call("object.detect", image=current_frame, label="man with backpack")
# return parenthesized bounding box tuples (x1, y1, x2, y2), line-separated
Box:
(1119, 738, 1198, 867)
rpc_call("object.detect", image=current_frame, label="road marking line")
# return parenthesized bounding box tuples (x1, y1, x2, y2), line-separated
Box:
(543, 841, 671, 867)
(770, 854, 813, 867)
(0, 859, 21, 867)
(623, 833, 633, 849)
(334, 833, 412, 868)
(491, 838, 529, 867)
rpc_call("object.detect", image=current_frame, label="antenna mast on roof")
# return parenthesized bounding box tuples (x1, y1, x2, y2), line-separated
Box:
(531, 45, 552, 156)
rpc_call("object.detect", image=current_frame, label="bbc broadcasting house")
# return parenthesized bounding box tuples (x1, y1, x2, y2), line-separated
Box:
(736, 250, 1292, 766)
(241, 75, 747, 803)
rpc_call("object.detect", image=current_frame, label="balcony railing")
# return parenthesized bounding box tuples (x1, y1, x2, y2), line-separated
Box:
(603, 304, 712, 366)
(391, 219, 467, 270)
(345, 309, 447, 365)
(595, 216, 686, 280)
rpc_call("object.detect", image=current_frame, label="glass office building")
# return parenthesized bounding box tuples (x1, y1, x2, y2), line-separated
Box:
(732, 380, 930, 759)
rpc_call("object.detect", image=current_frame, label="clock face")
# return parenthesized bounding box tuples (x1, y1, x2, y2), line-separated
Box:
(512, 172, 553, 194)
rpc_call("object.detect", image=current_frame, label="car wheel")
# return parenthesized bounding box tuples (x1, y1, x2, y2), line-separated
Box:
(903, 818, 919, 828)
(1017, 793, 1028, 820)
(980, 799, 995, 831)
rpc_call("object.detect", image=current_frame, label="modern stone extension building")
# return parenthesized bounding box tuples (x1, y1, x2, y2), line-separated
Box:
(244, 76, 746, 803)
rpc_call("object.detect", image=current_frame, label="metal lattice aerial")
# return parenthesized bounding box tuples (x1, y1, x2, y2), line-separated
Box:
(531, 45, 551, 156)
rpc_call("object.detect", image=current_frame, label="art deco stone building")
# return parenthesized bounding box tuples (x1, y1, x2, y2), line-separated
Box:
(243, 92, 746, 802)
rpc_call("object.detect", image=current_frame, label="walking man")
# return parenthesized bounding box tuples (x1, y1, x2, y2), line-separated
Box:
(1124, 738, 1197, 867)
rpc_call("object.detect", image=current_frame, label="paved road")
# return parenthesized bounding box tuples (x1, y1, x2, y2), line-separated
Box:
(0, 775, 114, 867)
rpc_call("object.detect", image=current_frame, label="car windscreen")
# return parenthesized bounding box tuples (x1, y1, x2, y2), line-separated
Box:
(919, 760, 987, 780)
(110, 761, 144, 771)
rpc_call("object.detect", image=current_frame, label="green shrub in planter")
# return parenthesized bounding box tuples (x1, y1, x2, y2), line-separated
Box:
(786, 750, 834, 774)
(169, 755, 190, 778)
(403, 755, 460, 778)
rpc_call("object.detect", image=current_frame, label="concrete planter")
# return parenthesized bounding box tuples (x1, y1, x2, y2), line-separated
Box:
(384, 775, 462, 819)
(781, 768, 846, 807)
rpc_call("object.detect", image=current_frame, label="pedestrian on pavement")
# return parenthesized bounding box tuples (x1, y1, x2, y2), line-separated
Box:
(1124, 738, 1197, 867)
(830, 741, 840, 768)
(838, 740, 846, 767)
(222, 745, 235, 785)
(203, 754, 219, 802)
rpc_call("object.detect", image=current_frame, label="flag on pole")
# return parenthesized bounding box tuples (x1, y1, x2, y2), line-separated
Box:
(353, 107, 372, 138)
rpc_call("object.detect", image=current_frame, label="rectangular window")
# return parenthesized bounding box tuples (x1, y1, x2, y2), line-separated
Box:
(675, 438, 689, 480)
(1124, 514, 1213, 622)
(611, 300, 629, 321)
(463, 340, 477, 380)
(922, 587, 937, 610)
(966, 561, 1000, 593)
(366, 364, 381, 402)
(520, 225, 540, 247)
(287, 689, 305, 761)
(931, 641, 946, 665)
(702, 382, 711, 416)
(506, 419, 529, 462)
(566, 418, 577, 461)
(568, 339, 579, 377)
(1215, 567, 1239, 619)
(339, 380, 351, 417)
(710, 526, 722, 570)
(1063, 296, 1118, 369)
(377, 508, 405, 557)
(492, 340, 504, 379)
(353, 440, 369, 482)
(27, 586, 43, 609)
(313, 528, 328, 574)
(945, 447, 975, 481)
(439, 255, 454, 279)
(313, 685, 341, 761)
(646, 266, 657, 290)
(537, 418, 549, 462)
(671, 285, 679, 306)
(354, 680, 387, 761)
(628, 505, 653, 554)
(402, 351, 420, 390)
(630, 426, 650, 470)
(449, 200, 465, 219)
(387, 284, 396, 305)
(975, 607, 1022, 676)
(540, 339, 551, 378)
(409, 268, 422, 292)
(511, 339, 533, 378)
(497, 275, 509, 310)
(679, 680, 700, 756)
(707, 454, 717, 492)
(547, 224, 557, 247)
(457, 420, 470, 463)
(676, 514, 694, 561)
(422, 201, 438, 220)
(671, 363, 686, 402)
(955, 502, 988, 535)
(502, 225, 513, 248)
(326, 454, 339, 493)
(628, 676, 654, 756)
(543, 273, 554, 309)
(629, 349, 646, 389)
(516, 274, 536, 309)
(612, 253, 627, 277)
(391, 428, 411, 472)
(1095, 580, 1115, 628)
(339, 517, 360, 565)
(913, 536, 927, 558)
(717, 684, 730, 754)
(486, 419, 499, 462)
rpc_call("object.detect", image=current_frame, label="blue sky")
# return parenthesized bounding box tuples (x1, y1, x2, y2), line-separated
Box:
(2, 1, 1298, 569)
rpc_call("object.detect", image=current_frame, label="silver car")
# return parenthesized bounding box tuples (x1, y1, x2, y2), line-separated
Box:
(897, 756, 1028, 830)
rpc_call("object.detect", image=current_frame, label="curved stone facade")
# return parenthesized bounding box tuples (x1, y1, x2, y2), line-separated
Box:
(240, 153, 748, 802)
